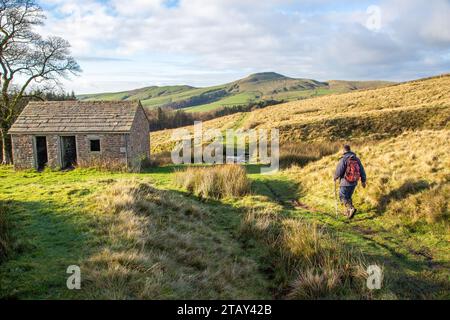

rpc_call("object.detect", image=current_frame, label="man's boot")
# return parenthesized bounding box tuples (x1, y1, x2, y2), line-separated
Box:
(342, 201, 351, 217)
(343, 201, 356, 219)
(347, 204, 357, 220)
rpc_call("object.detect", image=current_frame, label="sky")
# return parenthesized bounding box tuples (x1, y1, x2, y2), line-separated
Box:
(37, 0, 450, 94)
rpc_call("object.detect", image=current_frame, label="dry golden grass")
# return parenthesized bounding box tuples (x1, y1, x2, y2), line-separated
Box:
(151, 113, 244, 154)
(174, 164, 251, 199)
(244, 75, 450, 132)
(81, 181, 268, 299)
(288, 130, 450, 225)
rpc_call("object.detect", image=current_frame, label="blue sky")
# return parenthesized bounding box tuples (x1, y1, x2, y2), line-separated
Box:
(37, 0, 450, 94)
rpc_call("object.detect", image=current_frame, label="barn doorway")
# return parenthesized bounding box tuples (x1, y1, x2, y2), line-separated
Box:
(61, 136, 77, 169)
(35, 136, 48, 171)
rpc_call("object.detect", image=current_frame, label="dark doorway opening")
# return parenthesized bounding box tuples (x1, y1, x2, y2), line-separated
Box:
(35, 136, 48, 171)
(61, 136, 77, 169)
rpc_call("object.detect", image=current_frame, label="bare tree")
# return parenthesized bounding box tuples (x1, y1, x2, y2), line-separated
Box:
(0, 0, 80, 164)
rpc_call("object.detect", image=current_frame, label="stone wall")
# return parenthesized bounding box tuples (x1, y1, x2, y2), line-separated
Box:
(76, 134, 128, 169)
(128, 105, 150, 170)
(12, 134, 61, 170)
(47, 135, 60, 168)
(11, 134, 34, 169)
(11, 113, 149, 171)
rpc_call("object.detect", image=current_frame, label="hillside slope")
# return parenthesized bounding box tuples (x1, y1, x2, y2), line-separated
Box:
(79, 72, 392, 112)
(151, 74, 450, 153)
(283, 130, 450, 298)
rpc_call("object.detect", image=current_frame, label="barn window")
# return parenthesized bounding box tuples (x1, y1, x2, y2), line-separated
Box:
(90, 139, 101, 152)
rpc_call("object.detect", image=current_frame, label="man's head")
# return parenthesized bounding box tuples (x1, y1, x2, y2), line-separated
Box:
(343, 145, 351, 153)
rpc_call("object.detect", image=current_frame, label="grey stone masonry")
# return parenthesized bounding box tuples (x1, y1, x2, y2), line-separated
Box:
(9, 101, 150, 171)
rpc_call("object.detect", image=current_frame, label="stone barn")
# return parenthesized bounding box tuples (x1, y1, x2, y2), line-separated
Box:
(8, 101, 150, 171)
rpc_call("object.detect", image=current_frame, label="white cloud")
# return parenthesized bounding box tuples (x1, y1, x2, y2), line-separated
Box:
(38, 0, 450, 93)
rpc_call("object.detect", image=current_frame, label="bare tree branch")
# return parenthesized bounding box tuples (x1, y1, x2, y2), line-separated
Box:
(0, 0, 81, 164)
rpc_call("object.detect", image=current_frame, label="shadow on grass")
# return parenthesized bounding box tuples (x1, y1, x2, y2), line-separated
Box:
(360, 248, 450, 299)
(377, 179, 430, 212)
(0, 199, 92, 299)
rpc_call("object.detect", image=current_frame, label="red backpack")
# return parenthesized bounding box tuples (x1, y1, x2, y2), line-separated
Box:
(345, 156, 361, 183)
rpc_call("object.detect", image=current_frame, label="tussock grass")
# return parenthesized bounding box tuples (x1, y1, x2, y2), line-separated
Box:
(239, 204, 369, 299)
(82, 181, 268, 299)
(174, 165, 250, 199)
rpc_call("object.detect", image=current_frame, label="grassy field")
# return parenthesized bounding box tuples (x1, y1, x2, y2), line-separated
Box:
(80, 72, 392, 113)
(185, 92, 260, 113)
(1, 145, 448, 299)
(0, 167, 272, 299)
(1, 74, 448, 300)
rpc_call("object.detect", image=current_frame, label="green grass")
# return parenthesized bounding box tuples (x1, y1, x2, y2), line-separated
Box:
(1, 154, 448, 299)
(185, 92, 260, 112)
(0, 166, 271, 299)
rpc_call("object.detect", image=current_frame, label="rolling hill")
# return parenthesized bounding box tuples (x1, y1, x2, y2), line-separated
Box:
(79, 72, 393, 113)
(151, 74, 450, 153)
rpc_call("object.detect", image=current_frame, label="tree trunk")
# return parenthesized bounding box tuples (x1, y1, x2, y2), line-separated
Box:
(0, 126, 12, 165)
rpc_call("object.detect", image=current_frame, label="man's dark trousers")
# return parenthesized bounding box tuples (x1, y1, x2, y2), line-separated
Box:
(339, 185, 356, 206)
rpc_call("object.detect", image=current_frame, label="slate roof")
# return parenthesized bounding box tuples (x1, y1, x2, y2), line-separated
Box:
(9, 101, 141, 134)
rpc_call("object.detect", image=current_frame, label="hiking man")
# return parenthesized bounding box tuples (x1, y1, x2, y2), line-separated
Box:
(334, 145, 367, 219)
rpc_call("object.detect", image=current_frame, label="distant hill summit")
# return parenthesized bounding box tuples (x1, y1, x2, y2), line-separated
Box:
(79, 72, 393, 113)
(239, 72, 291, 82)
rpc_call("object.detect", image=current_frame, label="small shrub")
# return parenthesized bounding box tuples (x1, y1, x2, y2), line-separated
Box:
(387, 184, 449, 224)
(174, 165, 251, 199)
(421, 186, 449, 224)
